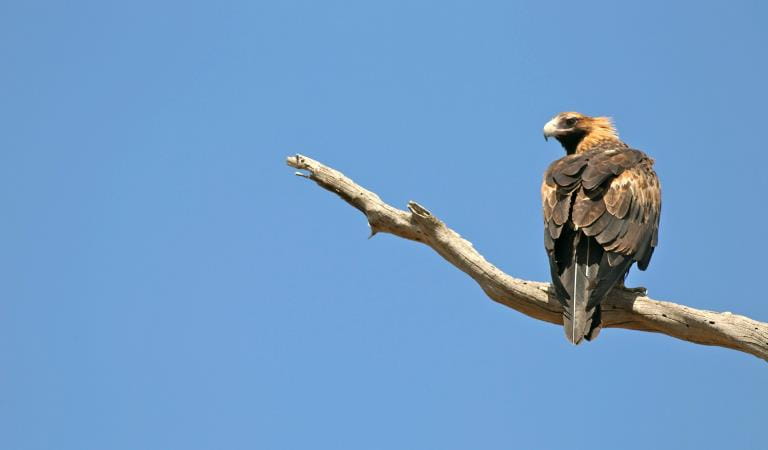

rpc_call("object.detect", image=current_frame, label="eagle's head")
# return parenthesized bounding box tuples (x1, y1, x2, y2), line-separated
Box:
(543, 112, 618, 154)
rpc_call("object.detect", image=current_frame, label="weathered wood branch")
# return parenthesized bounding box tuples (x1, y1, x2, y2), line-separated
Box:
(287, 154, 768, 362)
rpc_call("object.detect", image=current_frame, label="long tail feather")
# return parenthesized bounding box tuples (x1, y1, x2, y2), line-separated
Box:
(561, 233, 601, 345)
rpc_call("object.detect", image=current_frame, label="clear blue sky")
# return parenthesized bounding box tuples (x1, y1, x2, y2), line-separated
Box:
(2, 1, 767, 449)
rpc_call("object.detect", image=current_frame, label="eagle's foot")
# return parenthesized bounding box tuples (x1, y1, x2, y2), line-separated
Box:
(620, 284, 647, 296)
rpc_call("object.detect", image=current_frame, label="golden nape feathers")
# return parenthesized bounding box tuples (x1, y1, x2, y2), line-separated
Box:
(543, 112, 621, 155)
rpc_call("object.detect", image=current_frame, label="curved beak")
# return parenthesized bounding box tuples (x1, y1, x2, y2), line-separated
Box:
(543, 118, 560, 142)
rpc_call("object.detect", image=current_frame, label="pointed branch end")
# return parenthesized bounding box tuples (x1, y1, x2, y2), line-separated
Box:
(368, 222, 379, 239)
(286, 154, 309, 170)
(288, 154, 315, 179)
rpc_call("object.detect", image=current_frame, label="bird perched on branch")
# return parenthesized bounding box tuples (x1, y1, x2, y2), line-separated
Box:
(541, 112, 661, 344)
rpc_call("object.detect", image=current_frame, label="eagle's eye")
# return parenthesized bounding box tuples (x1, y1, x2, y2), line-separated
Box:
(563, 117, 578, 127)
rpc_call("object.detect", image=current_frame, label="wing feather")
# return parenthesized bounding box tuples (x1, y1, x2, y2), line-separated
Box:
(595, 162, 661, 263)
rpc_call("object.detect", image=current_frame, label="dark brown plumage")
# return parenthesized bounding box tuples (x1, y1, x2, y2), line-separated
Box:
(541, 112, 661, 344)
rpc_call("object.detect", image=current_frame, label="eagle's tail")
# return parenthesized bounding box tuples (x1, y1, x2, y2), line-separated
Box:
(561, 233, 602, 345)
(551, 229, 636, 345)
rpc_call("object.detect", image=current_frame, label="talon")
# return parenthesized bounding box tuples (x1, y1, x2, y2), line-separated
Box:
(624, 285, 647, 295)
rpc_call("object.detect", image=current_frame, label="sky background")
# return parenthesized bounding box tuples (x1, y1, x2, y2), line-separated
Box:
(2, 1, 767, 449)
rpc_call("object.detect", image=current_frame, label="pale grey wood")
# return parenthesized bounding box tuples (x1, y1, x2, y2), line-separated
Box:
(287, 154, 768, 362)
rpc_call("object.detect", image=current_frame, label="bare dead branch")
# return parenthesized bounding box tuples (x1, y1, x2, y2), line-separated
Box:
(287, 154, 768, 362)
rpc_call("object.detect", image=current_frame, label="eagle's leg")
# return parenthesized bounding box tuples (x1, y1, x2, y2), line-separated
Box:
(616, 280, 647, 296)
